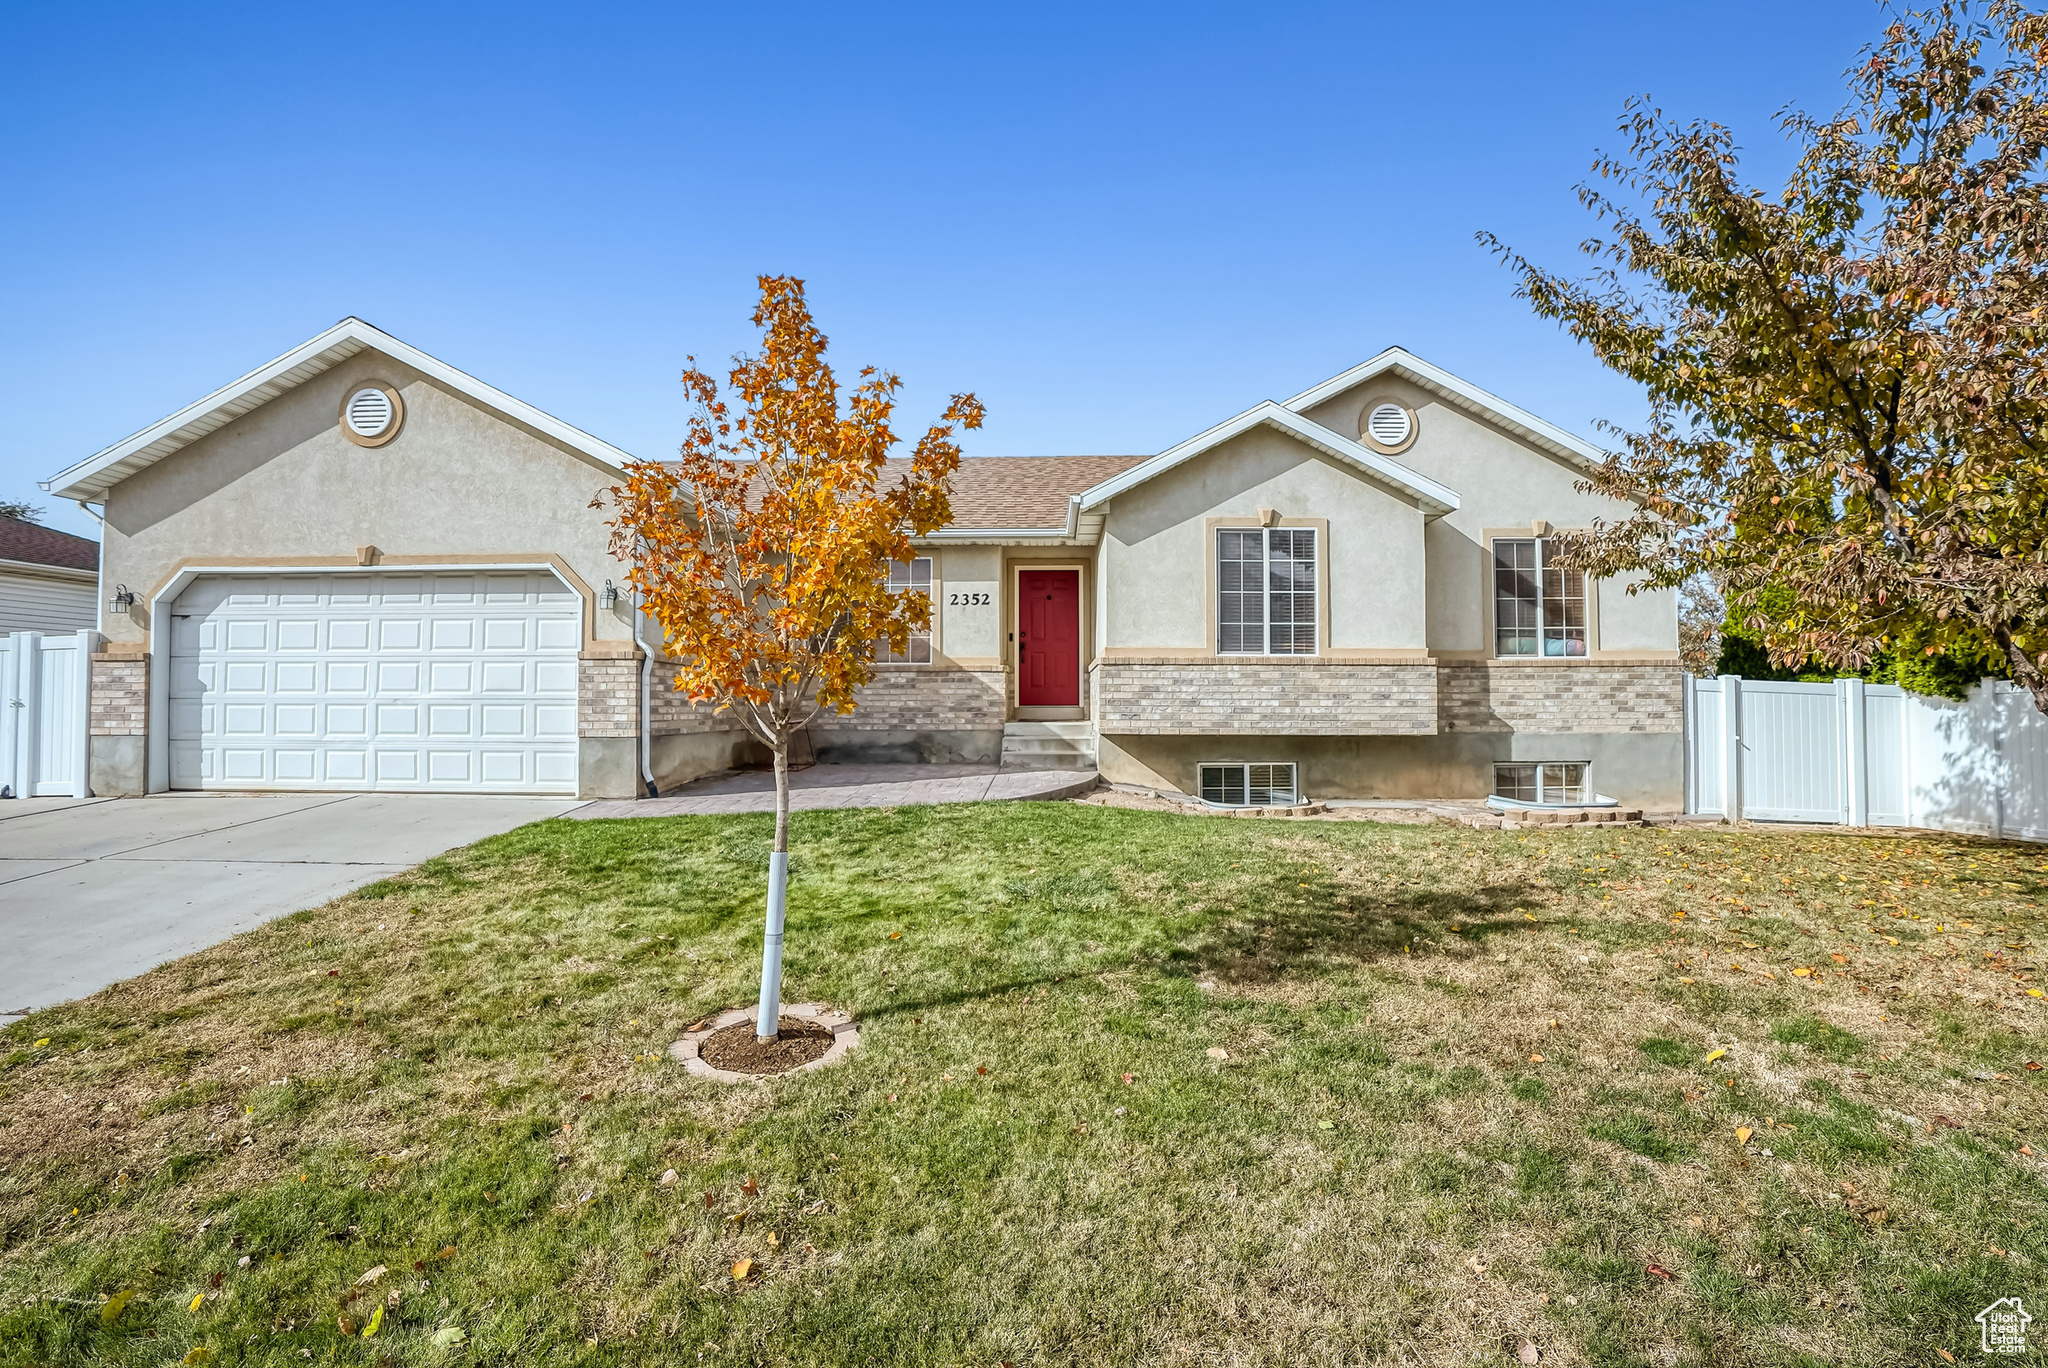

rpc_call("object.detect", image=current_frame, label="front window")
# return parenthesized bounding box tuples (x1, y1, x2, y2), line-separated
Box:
(1494, 537, 1586, 657)
(875, 557, 932, 664)
(1218, 528, 1317, 655)
(1493, 761, 1589, 805)
(1199, 762, 1298, 807)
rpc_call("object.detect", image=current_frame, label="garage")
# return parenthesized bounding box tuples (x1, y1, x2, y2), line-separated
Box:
(168, 570, 582, 793)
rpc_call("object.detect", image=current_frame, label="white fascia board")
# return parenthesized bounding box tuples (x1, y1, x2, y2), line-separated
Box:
(1282, 347, 1609, 471)
(42, 317, 638, 501)
(1077, 401, 1459, 516)
(0, 558, 98, 583)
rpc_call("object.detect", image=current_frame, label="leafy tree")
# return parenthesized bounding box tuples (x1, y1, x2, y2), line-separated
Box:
(600, 277, 980, 1040)
(1485, 0, 2048, 713)
(0, 500, 43, 522)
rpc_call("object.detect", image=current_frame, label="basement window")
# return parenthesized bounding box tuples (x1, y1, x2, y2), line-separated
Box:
(1199, 762, 1298, 808)
(1493, 762, 1589, 805)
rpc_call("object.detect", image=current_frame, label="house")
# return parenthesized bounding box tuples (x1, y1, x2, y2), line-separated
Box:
(1, 514, 99, 635)
(42, 318, 1681, 806)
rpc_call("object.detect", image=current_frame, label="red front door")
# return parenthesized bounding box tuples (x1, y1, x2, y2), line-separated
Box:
(1018, 570, 1080, 706)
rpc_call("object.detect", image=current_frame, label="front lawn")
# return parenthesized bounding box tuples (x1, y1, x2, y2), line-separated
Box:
(2, 803, 2044, 1366)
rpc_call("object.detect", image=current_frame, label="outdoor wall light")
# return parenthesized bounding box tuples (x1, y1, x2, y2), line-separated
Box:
(600, 579, 621, 608)
(109, 584, 136, 613)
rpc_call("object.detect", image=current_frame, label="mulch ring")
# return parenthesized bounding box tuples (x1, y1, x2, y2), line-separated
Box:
(696, 1016, 837, 1074)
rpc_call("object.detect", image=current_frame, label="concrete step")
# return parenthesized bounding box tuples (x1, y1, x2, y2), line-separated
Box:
(1000, 721, 1097, 771)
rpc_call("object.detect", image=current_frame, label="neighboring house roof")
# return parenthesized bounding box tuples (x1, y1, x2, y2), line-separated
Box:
(42, 317, 638, 502)
(883, 455, 1148, 532)
(0, 515, 99, 573)
(1282, 345, 1609, 473)
(1077, 400, 1460, 517)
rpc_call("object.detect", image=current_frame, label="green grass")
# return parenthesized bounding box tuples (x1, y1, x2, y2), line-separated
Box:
(2, 803, 2046, 1366)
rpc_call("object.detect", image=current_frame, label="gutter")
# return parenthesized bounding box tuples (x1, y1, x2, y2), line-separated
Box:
(629, 581, 658, 798)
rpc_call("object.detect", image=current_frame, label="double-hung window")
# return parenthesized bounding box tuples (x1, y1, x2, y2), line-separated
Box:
(1493, 537, 1586, 657)
(874, 556, 933, 664)
(1218, 528, 1317, 655)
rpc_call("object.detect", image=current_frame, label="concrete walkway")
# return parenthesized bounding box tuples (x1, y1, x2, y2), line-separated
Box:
(572, 763, 1099, 818)
(0, 793, 581, 1014)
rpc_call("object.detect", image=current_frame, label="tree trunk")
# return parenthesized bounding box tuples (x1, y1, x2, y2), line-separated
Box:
(1993, 624, 2048, 716)
(754, 740, 792, 1041)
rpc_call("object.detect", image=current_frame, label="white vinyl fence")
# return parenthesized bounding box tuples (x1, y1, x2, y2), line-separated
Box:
(0, 629, 96, 800)
(1687, 673, 2048, 841)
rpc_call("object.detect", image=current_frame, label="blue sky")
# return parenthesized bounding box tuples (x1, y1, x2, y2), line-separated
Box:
(2, 0, 1877, 540)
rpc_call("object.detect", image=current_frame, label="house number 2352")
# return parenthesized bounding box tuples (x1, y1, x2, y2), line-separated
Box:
(948, 592, 991, 606)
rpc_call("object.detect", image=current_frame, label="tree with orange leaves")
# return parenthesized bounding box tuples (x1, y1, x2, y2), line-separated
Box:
(599, 277, 982, 1041)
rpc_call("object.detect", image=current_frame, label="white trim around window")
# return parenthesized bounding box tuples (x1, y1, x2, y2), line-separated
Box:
(1216, 526, 1319, 656)
(1491, 536, 1587, 658)
(876, 556, 934, 664)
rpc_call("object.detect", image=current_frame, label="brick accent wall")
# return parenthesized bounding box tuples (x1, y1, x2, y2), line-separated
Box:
(647, 658, 742, 737)
(578, 657, 640, 739)
(89, 654, 148, 737)
(1438, 663, 1683, 734)
(810, 667, 1007, 732)
(1094, 662, 1439, 735)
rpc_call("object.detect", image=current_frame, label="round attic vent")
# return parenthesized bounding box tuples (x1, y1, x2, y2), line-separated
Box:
(339, 383, 403, 447)
(1364, 402, 1414, 451)
(346, 388, 393, 437)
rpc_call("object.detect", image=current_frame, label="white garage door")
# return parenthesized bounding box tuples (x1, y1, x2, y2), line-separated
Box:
(169, 571, 581, 793)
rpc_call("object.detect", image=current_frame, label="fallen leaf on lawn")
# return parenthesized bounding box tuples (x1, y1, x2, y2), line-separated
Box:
(1318, 1120, 1335, 1130)
(337, 1313, 358, 1336)
(731, 1259, 752, 1281)
(1122, 1073, 1135, 1084)
(1932, 1115, 1963, 1130)
(355, 1265, 387, 1286)
(1831, 953, 1848, 963)
(1518, 1341, 1542, 1365)
(1939, 1350, 1955, 1363)
(766, 1231, 779, 1248)
(1529, 1054, 1545, 1063)
(183, 1349, 211, 1365)
(1736, 1127, 1754, 1145)
(2025, 1061, 2042, 1071)
(659, 1169, 678, 1186)
(1793, 967, 1813, 977)
(1465, 1255, 1487, 1275)
(740, 1176, 759, 1197)
(2022, 1144, 2035, 1156)
(1206, 1047, 1228, 1060)
(363, 1305, 385, 1338)
(977, 1066, 989, 1076)
(100, 1290, 135, 1324)
(1705, 1048, 1727, 1063)
(430, 1326, 466, 1348)
(703, 1191, 718, 1210)
(1645, 1261, 1677, 1281)
(437, 1245, 456, 1261)
(33, 1038, 49, 1048)
(888, 933, 901, 940)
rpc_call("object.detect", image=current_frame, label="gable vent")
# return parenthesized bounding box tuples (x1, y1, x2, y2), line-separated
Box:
(1366, 402, 1412, 449)
(345, 387, 394, 438)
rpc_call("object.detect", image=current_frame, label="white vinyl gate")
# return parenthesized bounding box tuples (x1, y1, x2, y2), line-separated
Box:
(0, 629, 95, 799)
(1687, 673, 2048, 840)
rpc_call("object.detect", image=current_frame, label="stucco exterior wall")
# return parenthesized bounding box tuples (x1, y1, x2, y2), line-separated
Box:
(1097, 429, 1429, 655)
(96, 348, 630, 652)
(1298, 374, 1678, 659)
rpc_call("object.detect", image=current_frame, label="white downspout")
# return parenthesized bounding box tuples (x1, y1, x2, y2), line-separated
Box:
(630, 583, 657, 797)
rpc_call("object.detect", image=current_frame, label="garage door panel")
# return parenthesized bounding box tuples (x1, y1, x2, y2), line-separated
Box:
(169, 571, 582, 794)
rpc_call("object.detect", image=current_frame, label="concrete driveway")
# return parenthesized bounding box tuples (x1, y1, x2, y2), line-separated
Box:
(0, 793, 583, 1015)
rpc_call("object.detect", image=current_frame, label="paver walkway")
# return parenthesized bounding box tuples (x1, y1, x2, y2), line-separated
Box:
(571, 763, 1098, 818)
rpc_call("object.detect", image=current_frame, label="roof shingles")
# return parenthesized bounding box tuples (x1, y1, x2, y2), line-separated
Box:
(0, 516, 98, 572)
(885, 455, 1148, 529)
